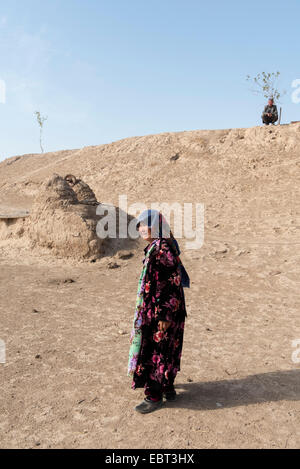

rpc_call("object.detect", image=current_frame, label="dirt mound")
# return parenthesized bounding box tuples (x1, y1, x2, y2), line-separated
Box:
(0, 123, 299, 263)
(1, 125, 300, 449)
(26, 173, 104, 260)
(0, 173, 138, 261)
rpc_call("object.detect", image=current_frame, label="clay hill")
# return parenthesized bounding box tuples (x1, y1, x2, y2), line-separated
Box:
(0, 124, 300, 449)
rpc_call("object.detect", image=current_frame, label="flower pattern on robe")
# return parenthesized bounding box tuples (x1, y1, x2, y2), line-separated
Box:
(131, 237, 187, 390)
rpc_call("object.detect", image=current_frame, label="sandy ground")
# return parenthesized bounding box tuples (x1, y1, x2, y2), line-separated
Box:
(0, 125, 300, 448)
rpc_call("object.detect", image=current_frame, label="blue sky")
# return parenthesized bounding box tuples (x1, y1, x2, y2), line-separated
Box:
(0, 0, 299, 160)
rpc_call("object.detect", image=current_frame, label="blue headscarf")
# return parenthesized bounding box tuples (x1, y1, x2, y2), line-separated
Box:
(136, 209, 190, 288)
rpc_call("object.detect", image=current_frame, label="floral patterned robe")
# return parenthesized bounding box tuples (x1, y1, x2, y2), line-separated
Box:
(131, 237, 187, 390)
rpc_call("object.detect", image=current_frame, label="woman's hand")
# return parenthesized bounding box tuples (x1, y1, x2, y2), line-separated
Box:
(158, 320, 171, 332)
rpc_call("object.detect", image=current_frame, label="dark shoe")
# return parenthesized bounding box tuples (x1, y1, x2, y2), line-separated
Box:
(164, 390, 177, 401)
(134, 397, 163, 414)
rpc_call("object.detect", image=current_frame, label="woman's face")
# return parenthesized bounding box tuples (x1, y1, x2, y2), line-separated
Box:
(138, 222, 153, 242)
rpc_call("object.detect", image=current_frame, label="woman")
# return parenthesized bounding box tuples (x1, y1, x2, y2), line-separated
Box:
(128, 209, 190, 414)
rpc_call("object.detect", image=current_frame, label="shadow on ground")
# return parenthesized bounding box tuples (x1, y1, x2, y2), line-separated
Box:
(170, 370, 300, 410)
